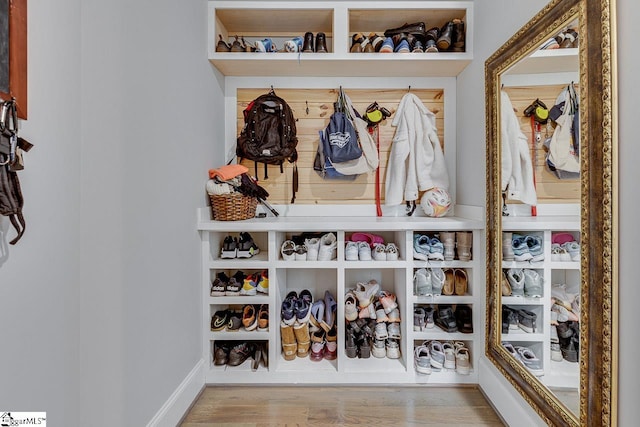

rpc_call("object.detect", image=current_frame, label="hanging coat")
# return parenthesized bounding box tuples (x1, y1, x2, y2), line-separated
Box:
(385, 93, 449, 206)
(501, 90, 537, 206)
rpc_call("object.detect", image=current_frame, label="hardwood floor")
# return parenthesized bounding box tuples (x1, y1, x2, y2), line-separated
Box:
(180, 386, 505, 426)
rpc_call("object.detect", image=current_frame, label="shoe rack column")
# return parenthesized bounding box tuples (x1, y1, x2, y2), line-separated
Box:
(333, 5, 349, 55)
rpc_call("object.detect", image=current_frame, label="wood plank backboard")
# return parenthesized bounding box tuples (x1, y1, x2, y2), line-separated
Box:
(236, 88, 444, 205)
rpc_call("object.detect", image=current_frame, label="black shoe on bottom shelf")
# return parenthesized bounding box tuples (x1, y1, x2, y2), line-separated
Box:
(435, 306, 458, 333)
(455, 305, 473, 333)
(228, 342, 255, 366)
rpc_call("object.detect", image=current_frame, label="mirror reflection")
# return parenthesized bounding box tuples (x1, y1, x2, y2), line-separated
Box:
(498, 17, 581, 417)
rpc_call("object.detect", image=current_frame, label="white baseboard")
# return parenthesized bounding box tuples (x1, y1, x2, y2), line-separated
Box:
(146, 359, 205, 427)
(477, 356, 546, 427)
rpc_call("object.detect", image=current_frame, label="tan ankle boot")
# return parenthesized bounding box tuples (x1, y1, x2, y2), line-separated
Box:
(440, 231, 456, 261)
(293, 322, 310, 357)
(281, 323, 297, 361)
(456, 231, 472, 261)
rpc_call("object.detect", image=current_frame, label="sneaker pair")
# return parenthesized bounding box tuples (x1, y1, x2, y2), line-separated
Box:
(221, 233, 260, 259)
(345, 241, 373, 261)
(224, 271, 246, 296)
(353, 280, 381, 308)
(239, 270, 269, 295)
(281, 240, 308, 261)
(413, 234, 445, 261)
(504, 343, 544, 377)
(372, 243, 399, 261)
(505, 268, 543, 297)
(255, 38, 278, 52)
(511, 233, 544, 262)
(378, 36, 411, 53)
(413, 267, 445, 296)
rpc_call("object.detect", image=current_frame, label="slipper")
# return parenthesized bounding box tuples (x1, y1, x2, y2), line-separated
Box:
(552, 232, 576, 245)
(442, 269, 455, 295)
(454, 269, 468, 295)
(349, 232, 384, 247)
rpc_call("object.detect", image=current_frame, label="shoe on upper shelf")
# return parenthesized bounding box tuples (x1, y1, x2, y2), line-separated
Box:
(237, 232, 259, 258)
(255, 38, 277, 52)
(315, 32, 328, 53)
(358, 241, 372, 261)
(305, 237, 320, 261)
(372, 243, 387, 261)
(413, 234, 430, 260)
(318, 232, 337, 261)
(221, 235, 238, 259)
(384, 22, 426, 38)
(284, 36, 304, 52)
(523, 269, 543, 298)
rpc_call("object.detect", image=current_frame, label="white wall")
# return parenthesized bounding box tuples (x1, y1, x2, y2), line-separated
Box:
(118, 0, 223, 425)
(0, 0, 81, 425)
(616, 0, 640, 425)
(78, 0, 224, 425)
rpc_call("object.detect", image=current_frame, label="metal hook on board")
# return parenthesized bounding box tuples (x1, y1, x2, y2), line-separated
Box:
(306, 101, 309, 115)
(408, 85, 411, 93)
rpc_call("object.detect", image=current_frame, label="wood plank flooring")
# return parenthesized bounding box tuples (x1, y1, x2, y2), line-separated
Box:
(180, 386, 505, 426)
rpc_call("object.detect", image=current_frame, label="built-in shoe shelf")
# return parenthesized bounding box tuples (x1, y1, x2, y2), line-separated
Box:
(208, 1, 474, 77)
(501, 216, 580, 390)
(198, 208, 482, 384)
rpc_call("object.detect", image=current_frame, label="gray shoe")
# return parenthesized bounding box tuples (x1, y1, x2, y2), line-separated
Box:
(507, 268, 525, 297)
(414, 268, 432, 296)
(523, 269, 543, 297)
(414, 345, 432, 374)
(517, 309, 537, 333)
(431, 267, 445, 296)
(428, 340, 445, 370)
(516, 346, 544, 376)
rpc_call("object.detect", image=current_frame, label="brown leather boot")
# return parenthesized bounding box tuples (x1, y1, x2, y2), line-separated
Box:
(230, 35, 244, 52)
(451, 19, 465, 52)
(303, 32, 314, 52)
(216, 34, 231, 52)
(315, 32, 328, 53)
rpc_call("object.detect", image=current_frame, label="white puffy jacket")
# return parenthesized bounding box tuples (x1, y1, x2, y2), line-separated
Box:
(385, 93, 449, 205)
(501, 90, 537, 206)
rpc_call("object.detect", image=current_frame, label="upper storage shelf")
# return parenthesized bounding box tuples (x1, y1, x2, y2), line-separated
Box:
(208, 1, 474, 77)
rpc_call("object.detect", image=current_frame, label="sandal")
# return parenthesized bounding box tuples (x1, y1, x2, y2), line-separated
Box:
(442, 268, 455, 295)
(454, 269, 468, 295)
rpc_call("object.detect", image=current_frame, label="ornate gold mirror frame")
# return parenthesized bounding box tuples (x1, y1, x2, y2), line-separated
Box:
(485, 0, 617, 425)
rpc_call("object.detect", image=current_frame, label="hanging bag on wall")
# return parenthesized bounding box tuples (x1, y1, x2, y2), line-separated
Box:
(546, 84, 580, 176)
(0, 98, 33, 245)
(236, 88, 299, 202)
(314, 88, 379, 179)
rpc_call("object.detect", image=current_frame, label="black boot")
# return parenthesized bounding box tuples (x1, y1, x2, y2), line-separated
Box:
(303, 32, 314, 53)
(437, 21, 454, 51)
(451, 19, 465, 52)
(316, 32, 328, 53)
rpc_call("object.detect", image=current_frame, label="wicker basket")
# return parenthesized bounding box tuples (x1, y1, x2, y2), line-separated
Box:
(209, 192, 257, 221)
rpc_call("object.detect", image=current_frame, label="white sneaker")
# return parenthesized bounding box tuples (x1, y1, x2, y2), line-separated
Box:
(353, 280, 381, 308)
(344, 290, 358, 321)
(317, 233, 337, 261)
(386, 339, 401, 359)
(372, 243, 387, 261)
(385, 243, 399, 261)
(294, 244, 307, 261)
(305, 237, 320, 261)
(442, 341, 456, 369)
(281, 240, 296, 261)
(345, 241, 359, 261)
(455, 347, 471, 375)
(357, 241, 372, 261)
(563, 241, 580, 262)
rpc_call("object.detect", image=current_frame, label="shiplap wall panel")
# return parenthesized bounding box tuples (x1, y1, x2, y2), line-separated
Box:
(236, 88, 444, 205)
(503, 84, 580, 204)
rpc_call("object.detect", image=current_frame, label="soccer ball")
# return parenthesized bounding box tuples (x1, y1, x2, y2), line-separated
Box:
(420, 188, 452, 217)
